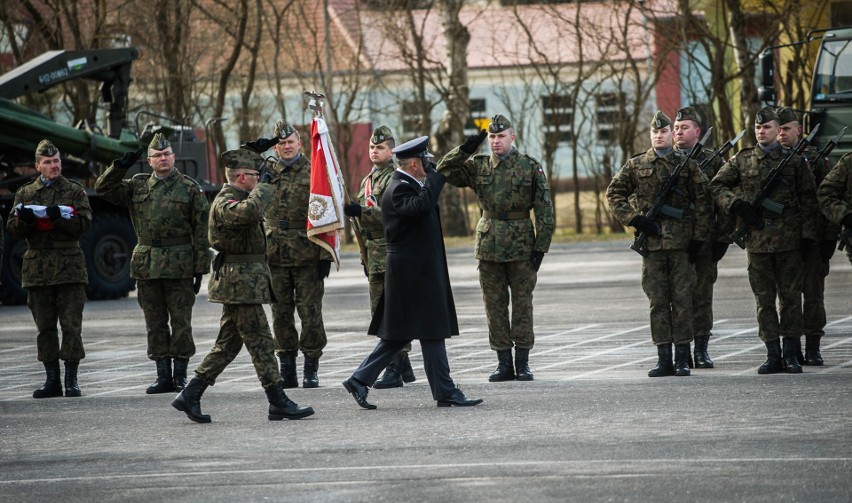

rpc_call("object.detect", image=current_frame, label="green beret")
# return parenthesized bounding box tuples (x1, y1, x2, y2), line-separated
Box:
(274, 119, 296, 139)
(220, 148, 264, 171)
(35, 139, 58, 157)
(776, 107, 798, 125)
(755, 106, 779, 124)
(370, 125, 393, 144)
(488, 114, 512, 133)
(675, 106, 701, 125)
(148, 133, 171, 150)
(650, 110, 672, 129)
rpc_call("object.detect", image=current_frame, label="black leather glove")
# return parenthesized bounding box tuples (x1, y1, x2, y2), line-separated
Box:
(317, 260, 332, 279)
(193, 274, 203, 295)
(459, 129, 487, 154)
(258, 163, 272, 184)
(45, 205, 62, 221)
(343, 202, 361, 217)
(686, 239, 704, 264)
(821, 239, 837, 261)
(711, 242, 730, 263)
(18, 207, 35, 224)
(531, 250, 545, 272)
(800, 238, 816, 260)
(629, 215, 661, 236)
(731, 199, 762, 228)
(242, 137, 279, 153)
(115, 148, 144, 170)
(842, 213, 852, 228)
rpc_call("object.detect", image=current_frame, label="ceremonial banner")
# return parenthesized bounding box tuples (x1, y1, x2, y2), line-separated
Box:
(307, 117, 344, 269)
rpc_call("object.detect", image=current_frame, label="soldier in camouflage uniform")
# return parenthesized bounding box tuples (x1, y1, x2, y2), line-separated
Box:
(776, 107, 837, 366)
(818, 153, 852, 267)
(248, 120, 332, 389)
(673, 106, 730, 368)
(171, 148, 313, 423)
(437, 114, 554, 382)
(95, 134, 210, 393)
(343, 125, 417, 389)
(710, 107, 820, 374)
(607, 111, 713, 377)
(7, 140, 92, 398)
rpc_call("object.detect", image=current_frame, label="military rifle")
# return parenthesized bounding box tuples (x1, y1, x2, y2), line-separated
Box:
(808, 126, 846, 172)
(730, 124, 821, 249)
(630, 128, 712, 257)
(839, 226, 852, 251)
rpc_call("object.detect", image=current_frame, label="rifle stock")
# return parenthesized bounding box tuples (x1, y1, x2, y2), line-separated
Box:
(839, 227, 852, 251)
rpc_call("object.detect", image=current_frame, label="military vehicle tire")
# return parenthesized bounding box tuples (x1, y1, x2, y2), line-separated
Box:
(82, 213, 136, 300)
(0, 229, 27, 305)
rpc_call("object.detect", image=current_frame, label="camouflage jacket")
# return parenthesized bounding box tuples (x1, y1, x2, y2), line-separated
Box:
(264, 154, 332, 267)
(95, 164, 210, 279)
(7, 176, 91, 287)
(355, 160, 395, 275)
(818, 153, 852, 227)
(801, 144, 841, 240)
(208, 183, 274, 304)
(691, 145, 733, 245)
(438, 146, 554, 262)
(607, 148, 713, 251)
(710, 146, 820, 253)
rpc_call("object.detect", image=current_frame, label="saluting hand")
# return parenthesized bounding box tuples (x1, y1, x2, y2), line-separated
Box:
(242, 137, 279, 153)
(459, 130, 487, 154)
(115, 148, 145, 170)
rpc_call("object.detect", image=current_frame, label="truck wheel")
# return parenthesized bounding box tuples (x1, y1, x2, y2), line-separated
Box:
(0, 230, 27, 305)
(82, 213, 136, 300)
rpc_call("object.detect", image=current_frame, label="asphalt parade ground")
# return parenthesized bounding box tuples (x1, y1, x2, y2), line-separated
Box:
(1, 240, 851, 502)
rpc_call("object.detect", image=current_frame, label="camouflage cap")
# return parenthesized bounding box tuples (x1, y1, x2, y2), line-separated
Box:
(148, 132, 171, 151)
(776, 106, 798, 125)
(650, 110, 672, 129)
(35, 139, 59, 157)
(370, 125, 393, 144)
(488, 114, 512, 133)
(675, 106, 701, 125)
(220, 148, 264, 171)
(274, 119, 296, 139)
(755, 106, 779, 124)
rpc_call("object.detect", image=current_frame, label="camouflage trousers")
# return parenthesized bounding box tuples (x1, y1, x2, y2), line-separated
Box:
(194, 304, 280, 388)
(27, 284, 86, 362)
(747, 250, 803, 342)
(802, 246, 829, 338)
(270, 265, 327, 358)
(368, 272, 410, 354)
(479, 259, 537, 351)
(692, 249, 718, 338)
(641, 250, 695, 346)
(137, 279, 196, 360)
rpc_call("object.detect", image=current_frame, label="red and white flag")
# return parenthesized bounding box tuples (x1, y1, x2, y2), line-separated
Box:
(307, 117, 344, 269)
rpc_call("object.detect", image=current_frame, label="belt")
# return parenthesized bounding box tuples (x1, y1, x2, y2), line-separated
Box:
(222, 254, 266, 263)
(138, 236, 192, 247)
(482, 210, 528, 220)
(265, 218, 306, 230)
(27, 240, 79, 250)
(362, 228, 384, 240)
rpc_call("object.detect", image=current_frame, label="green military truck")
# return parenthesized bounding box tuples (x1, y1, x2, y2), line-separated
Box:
(0, 47, 221, 305)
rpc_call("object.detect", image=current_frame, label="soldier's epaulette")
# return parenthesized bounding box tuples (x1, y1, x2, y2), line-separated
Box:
(733, 146, 754, 159)
(181, 173, 203, 189)
(65, 177, 85, 188)
(628, 152, 644, 160)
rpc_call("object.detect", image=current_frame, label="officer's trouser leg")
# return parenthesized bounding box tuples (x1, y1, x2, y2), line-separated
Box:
(270, 266, 299, 354)
(138, 280, 171, 360)
(748, 252, 781, 342)
(802, 248, 827, 338)
(293, 265, 326, 359)
(507, 260, 537, 349)
(234, 304, 281, 388)
(479, 260, 511, 351)
(195, 305, 248, 385)
(352, 338, 408, 386)
(420, 339, 455, 401)
(163, 278, 196, 359)
(775, 250, 804, 339)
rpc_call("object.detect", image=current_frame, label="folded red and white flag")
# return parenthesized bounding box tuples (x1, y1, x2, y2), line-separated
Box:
(15, 203, 76, 231)
(307, 117, 344, 270)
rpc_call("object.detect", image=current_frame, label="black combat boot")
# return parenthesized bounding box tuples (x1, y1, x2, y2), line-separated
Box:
(515, 347, 534, 381)
(804, 336, 824, 366)
(648, 344, 674, 377)
(757, 339, 784, 374)
(303, 356, 319, 388)
(674, 344, 691, 376)
(171, 376, 211, 423)
(793, 336, 805, 365)
(64, 360, 81, 397)
(33, 360, 63, 399)
(146, 358, 175, 394)
(693, 335, 715, 368)
(172, 358, 189, 391)
(782, 337, 803, 374)
(488, 350, 515, 382)
(279, 351, 298, 389)
(265, 383, 315, 420)
(400, 352, 416, 383)
(373, 354, 404, 389)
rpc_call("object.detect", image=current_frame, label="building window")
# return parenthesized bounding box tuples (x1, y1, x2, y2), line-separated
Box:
(542, 94, 573, 144)
(595, 91, 624, 143)
(464, 98, 488, 136)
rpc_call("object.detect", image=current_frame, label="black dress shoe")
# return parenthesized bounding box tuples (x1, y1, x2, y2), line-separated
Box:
(437, 387, 483, 407)
(342, 377, 377, 410)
